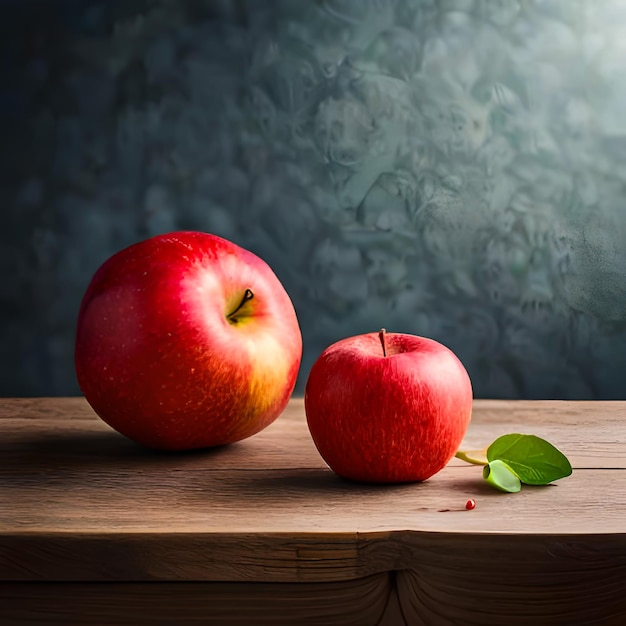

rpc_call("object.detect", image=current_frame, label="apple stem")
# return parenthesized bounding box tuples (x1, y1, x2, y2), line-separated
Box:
(228, 289, 254, 321)
(379, 328, 387, 357)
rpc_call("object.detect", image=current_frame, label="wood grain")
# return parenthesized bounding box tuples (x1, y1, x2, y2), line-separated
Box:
(0, 575, 392, 626)
(1, 397, 625, 625)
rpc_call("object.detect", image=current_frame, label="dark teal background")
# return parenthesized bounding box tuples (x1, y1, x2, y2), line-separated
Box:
(2, 0, 626, 398)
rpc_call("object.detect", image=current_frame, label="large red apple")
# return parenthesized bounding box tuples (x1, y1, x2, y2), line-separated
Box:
(304, 330, 472, 483)
(75, 231, 302, 450)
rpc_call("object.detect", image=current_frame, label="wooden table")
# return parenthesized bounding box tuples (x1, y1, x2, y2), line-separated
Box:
(1, 398, 625, 625)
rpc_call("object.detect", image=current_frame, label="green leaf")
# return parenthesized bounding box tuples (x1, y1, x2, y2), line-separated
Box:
(487, 434, 572, 485)
(483, 460, 521, 493)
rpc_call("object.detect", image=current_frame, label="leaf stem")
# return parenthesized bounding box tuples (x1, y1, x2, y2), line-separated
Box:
(455, 449, 489, 466)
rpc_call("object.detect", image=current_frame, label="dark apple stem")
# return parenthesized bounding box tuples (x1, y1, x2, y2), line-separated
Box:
(228, 289, 254, 320)
(379, 328, 387, 357)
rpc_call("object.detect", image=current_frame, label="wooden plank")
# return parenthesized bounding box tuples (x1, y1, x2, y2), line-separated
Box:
(1, 398, 625, 470)
(0, 576, 393, 626)
(2, 464, 626, 535)
(2, 529, 626, 583)
(1, 398, 625, 586)
(2, 400, 625, 533)
(0, 536, 624, 624)
(2, 398, 626, 622)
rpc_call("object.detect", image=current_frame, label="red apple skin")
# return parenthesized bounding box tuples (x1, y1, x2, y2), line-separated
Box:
(75, 231, 302, 450)
(304, 332, 473, 483)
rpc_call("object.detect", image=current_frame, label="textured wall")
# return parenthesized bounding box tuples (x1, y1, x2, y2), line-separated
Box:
(2, 0, 626, 398)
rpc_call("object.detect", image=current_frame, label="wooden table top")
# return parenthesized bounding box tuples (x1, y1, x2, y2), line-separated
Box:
(1, 398, 625, 587)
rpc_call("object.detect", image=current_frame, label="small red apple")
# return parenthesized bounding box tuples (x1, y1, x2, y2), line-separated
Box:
(304, 329, 472, 483)
(75, 231, 302, 450)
